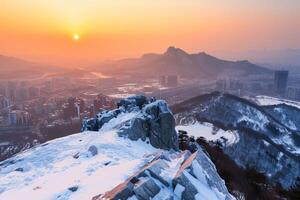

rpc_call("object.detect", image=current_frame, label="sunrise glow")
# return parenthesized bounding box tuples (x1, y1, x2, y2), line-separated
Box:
(73, 34, 80, 41)
(0, 0, 299, 66)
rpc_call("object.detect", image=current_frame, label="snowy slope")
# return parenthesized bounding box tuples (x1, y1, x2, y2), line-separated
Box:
(0, 131, 161, 200)
(176, 122, 239, 146)
(174, 93, 300, 155)
(0, 102, 234, 200)
(172, 92, 300, 189)
(253, 95, 300, 109)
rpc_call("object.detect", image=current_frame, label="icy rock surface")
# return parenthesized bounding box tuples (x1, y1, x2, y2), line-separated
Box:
(82, 95, 178, 150)
(96, 150, 235, 200)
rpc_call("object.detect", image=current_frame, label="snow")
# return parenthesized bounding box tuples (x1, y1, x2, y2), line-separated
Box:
(254, 95, 300, 109)
(183, 170, 223, 200)
(0, 104, 235, 200)
(108, 93, 136, 99)
(174, 184, 185, 199)
(236, 104, 269, 131)
(0, 113, 162, 200)
(191, 160, 226, 200)
(272, 133, 300, 155)
(263, 140, 270, 146)
(273, 107, 298, 130)
(176, 122, 239, 145)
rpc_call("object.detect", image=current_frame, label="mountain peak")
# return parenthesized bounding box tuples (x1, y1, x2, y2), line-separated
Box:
(165, 46, 188, 56)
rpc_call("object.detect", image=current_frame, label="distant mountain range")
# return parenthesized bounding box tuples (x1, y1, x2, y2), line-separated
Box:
(0, 47, 273, 80)
(0, 55, 62, 80)
(238, 49, 300, 72)
(93, 47, 272, 79)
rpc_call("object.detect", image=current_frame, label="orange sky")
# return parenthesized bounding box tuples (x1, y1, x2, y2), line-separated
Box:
(0, 0, 299, 66)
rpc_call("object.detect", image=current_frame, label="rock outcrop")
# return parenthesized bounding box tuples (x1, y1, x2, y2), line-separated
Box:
(94, 150, 235, 200)
(82, 95, 178, 150)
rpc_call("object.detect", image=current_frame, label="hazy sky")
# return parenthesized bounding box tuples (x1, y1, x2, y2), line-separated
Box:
(0, 0, 299, 66)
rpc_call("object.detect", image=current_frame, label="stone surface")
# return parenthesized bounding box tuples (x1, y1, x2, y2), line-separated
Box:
(94, 149, 235, 200)
(82, 95, 178, 150)
(133, 177, 160, 200)
(173, 172, 198, 200)
(99, 181, 134, 200)
(145, 159, 170, 186)
(173, 151, 235, 200)
(88, 145, 98, 157)
(118, 117, 149, 141)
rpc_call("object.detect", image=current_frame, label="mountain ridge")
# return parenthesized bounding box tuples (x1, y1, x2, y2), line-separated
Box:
(93, 46, 272, 79)
(172, 92, 300, 189)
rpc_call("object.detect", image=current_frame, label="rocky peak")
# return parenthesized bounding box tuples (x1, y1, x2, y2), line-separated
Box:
(164, 46, 189, 57)
(82, 95, 179, 150)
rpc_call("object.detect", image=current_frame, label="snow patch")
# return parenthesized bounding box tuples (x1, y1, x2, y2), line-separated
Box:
(254, 95, 300, 109)
(176, 122, 239, 145)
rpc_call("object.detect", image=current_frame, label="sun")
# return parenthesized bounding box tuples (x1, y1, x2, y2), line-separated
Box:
(73, 34, 80, 41)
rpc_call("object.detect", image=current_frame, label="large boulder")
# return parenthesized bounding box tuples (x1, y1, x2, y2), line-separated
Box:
(118, 117, 149, 141)
(117, 95, 147, 111)
(97, 109, 121, 127)
(82, 95, 178, 150)
(81, 118, 98, 132)
(93, 150, 235, 200)
(140, 100, 178, 150)
(133, 177, 160, 200)
(173, 150, 235, 200)
(118, 100, 178, 150)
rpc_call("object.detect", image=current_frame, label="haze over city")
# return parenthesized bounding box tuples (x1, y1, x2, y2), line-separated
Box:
(1, 1, 300, 200)
(0, 0, 299, 66)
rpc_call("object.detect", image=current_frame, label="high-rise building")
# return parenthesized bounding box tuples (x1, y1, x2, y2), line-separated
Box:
(7, 81, 17, 102)
(29, 87, 40, 98)
(274, 70, 288, 96)
(8, 110, 31, 126)
(0, 85, 6, 96)
(17, 87, 29, 101)
(0, 95, 9, 109)
(287, 87, 300, 101)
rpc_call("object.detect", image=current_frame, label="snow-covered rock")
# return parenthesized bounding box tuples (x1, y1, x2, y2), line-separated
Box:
(96, 149, 235, 200)
(0, 95, 234, 200)
(83, 95, 178, 150)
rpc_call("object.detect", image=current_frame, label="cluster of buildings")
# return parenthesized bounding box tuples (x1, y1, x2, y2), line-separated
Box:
(0, 75, 117, 136)
(216, 79, 244, 95)
(8, 110, 31, 126)
(215, 70, 300, 101)
(0, 81, 41, 104)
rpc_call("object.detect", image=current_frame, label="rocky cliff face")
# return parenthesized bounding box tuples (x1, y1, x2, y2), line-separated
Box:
(82, 95, 178, 150)
(172, 92, 300, 189)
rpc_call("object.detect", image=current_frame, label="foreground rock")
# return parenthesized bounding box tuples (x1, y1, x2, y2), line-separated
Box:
(82, 95, 178, 150)
(94, 150, 235, 200)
